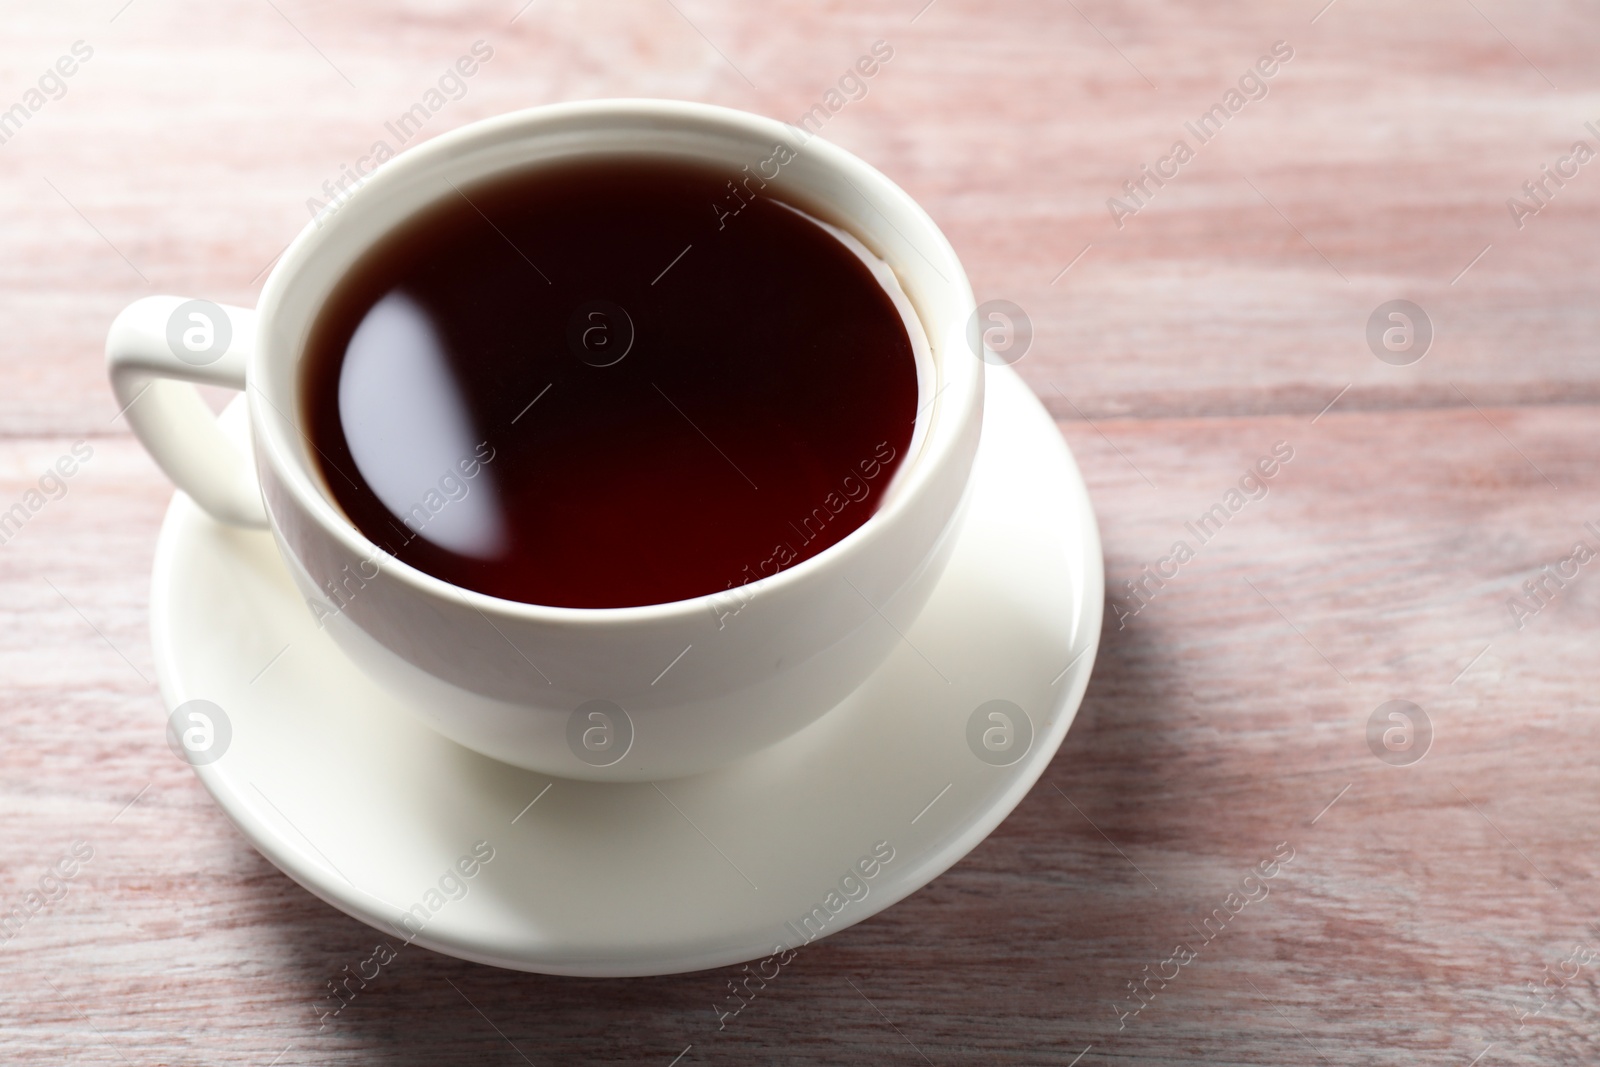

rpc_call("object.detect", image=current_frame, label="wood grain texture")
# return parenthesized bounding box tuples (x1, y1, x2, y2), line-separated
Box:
(2, 0, 1598, 1063)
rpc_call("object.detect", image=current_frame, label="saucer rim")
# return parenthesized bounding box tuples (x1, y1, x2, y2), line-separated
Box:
(149, 366, 1103, 976)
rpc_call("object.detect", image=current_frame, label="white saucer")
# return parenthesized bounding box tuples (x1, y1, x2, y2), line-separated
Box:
(150, 365, 1103, 977)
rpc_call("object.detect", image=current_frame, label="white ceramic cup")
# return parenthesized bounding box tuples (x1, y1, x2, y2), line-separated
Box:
(107, 99, 982, 781)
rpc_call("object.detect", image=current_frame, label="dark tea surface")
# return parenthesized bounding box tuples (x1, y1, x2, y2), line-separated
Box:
(301, 157, 918, 608)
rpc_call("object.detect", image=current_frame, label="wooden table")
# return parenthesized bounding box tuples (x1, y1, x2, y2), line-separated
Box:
(3, 0, 1596, 1062)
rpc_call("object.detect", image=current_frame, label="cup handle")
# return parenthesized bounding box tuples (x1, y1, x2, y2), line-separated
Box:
(106, 295, 267, 528)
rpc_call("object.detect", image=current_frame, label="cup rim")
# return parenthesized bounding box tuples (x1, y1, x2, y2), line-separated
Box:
(251, 98, 979, 626)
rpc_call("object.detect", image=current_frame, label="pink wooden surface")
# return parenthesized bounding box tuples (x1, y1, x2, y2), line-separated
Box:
(3, 0, 1599, 1063)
